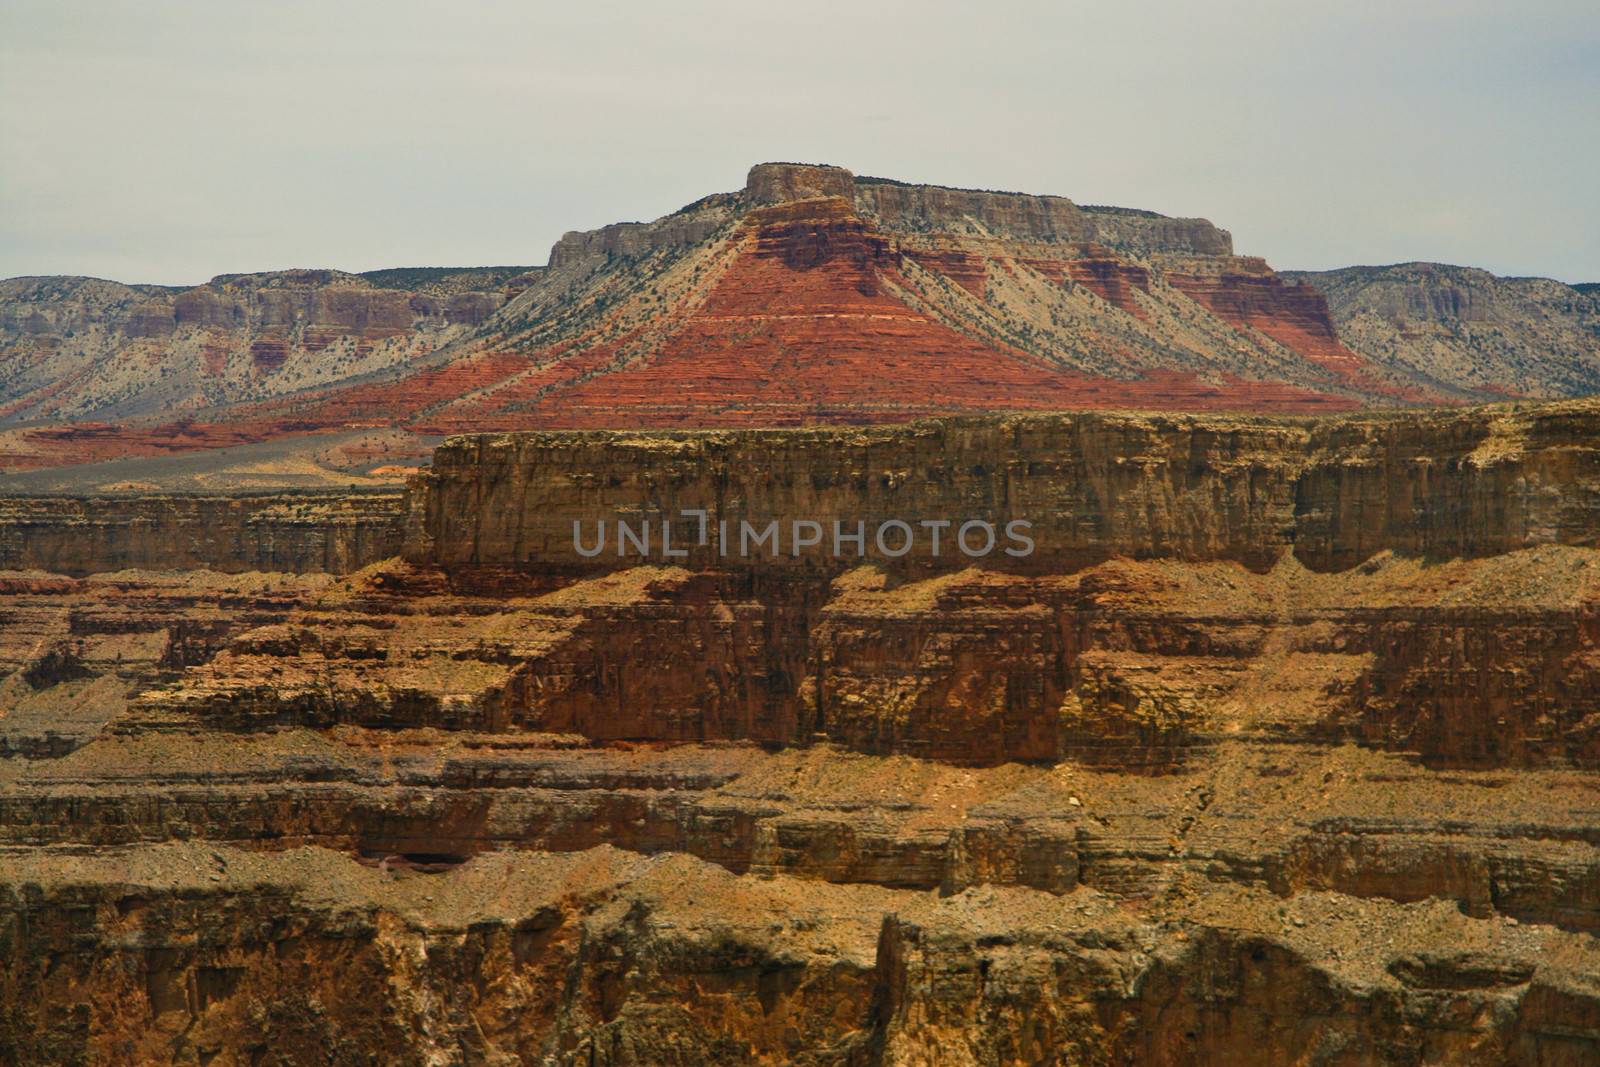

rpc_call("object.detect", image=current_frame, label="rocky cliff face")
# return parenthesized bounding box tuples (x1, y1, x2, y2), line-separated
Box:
(389, 401, 1600, 775)
(408, 162, 1402, 436)
(406, 416, 1305, 575)
(4, 846, 1594, 1067)
(855, 174, 1234, 257)
(0, 491, 404, 574)
(407, 401, 1600, 577)
(1295, 404, 1600, 567)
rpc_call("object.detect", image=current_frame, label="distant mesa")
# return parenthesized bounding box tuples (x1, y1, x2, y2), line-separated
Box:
(3, 162, 1598, 475)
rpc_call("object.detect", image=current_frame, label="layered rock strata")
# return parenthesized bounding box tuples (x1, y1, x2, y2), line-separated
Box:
(408, 400, 1600, 577)
(1288, 262, 1600, 400)
(0, 491, 405, 574)
(1, 400, 1599, 1063)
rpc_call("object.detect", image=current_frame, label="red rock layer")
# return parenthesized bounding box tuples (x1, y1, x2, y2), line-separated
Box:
(1162, 264, 1408, 388)
(420, 338, 642, 431)
(0, 421, 267, 470)
(903, 248, 988, 296)
(248, 337, 289, 371)
(1064, 254, 1151, 315)
(4, 183, 1421, 472)
(1167, 267, 1341, 354)
(292, 350, 535, 426)
(426, 205, 1354, 429)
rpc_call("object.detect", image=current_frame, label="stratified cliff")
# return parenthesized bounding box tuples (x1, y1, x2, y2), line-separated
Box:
(0, 490, 404, 574)
(407, 400, 1600, 577)
(1, 400, 1599, 1064)
(406, 415, 1306, 575)
(407, 162, 1403, 435)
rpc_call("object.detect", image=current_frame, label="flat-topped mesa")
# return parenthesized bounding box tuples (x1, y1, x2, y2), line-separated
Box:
(403, 401, 1600, 579)
(107, 268, 511, 338)
(6, 164, 1499, 449)
(853, 177, 1232, 256)
(744, 162, 857, 204)
(742, 162, 1233, 255)
(1288, 262, 1600, 399)
(0, 268, 532, 427)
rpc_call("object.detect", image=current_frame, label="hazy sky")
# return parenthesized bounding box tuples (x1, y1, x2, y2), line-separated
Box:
(3, 1, 1596, 286)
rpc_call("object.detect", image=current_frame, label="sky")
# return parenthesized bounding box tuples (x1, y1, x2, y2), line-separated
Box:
(2, 0, 1597, 287)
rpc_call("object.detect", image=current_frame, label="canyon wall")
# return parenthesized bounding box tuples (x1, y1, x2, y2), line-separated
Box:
(0, 490, 405, 574)
(4, 400, 1600, 1062)
(854, 172, 1234, 257)
(404, 415, 1306, 574)
(406, 401, 1600, 577)
(1296, 404, 1600, 567)
(5, 846, 1595, 1067)
(13, 164, 1600, 485)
